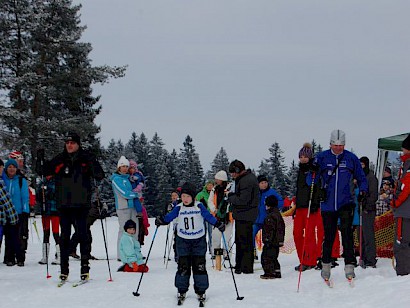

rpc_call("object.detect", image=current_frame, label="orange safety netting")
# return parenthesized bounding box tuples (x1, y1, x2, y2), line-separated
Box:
(256, 207, 394, 258)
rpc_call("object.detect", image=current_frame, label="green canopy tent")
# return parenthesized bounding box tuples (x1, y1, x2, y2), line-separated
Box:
(375, 132, 409, 187)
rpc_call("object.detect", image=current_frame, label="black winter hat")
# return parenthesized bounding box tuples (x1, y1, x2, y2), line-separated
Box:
(257, 175, 268, 183)
(402, 134, 410, 151)
(65, 132, 81, 144)
(124, 219, 137, 231)
(265, 195, 278, 208)
(180, 182, 196, 199)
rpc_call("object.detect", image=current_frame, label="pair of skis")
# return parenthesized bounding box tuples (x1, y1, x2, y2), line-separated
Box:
(57, 278, 89, 288)
(177, 294, 206, 307)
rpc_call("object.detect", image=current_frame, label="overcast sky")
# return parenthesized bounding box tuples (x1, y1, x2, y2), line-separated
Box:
(74, 0, 410, 171)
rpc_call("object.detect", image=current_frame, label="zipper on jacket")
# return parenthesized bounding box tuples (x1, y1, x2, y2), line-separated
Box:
(334, 156, 339, 211)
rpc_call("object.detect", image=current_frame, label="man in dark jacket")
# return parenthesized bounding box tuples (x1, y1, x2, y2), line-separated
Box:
(359, 156, 378, 268)
(46, 132, 104, 282)
(227, 160, 259, 274)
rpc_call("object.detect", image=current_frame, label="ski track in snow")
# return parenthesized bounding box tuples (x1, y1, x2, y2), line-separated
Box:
(1, 217, 410, 308)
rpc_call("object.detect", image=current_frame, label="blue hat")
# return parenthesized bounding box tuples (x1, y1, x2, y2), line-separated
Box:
(5, 159, 18, 169)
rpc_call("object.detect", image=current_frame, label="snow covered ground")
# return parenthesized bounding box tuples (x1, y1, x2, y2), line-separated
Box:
(1, 217, 410, 308)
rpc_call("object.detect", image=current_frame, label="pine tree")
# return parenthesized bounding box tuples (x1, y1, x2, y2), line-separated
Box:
(205, 147, 230, 180)
(98, 139, 124, 211)
(144, 133, 172, 216)
(0, 0, 126, 171)
(286, 160, 299, 197)
(260, 142, 288, 197)
(178, 135, 204, 191)
(124, 132, 140, 161)
(167, 149, 181, 190)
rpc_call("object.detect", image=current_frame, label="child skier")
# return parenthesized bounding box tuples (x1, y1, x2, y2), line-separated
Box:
(260, 195, 285, 279)
(155, 182, 225, 305)
(119, 219, 149, 272)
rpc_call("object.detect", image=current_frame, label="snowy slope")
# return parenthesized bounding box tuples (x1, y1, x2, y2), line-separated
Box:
(1, 217, 409, 308)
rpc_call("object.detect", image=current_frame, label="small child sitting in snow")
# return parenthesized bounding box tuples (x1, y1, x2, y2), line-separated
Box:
(119, 219, 149, 272)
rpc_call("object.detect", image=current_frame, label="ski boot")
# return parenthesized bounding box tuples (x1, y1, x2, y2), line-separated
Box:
(80, 273, 90, 281)
(197, 293, 206, 307)
(321, 263, 331, 280)
(177, 292, 186, 305)
(344, 264, 356, 279)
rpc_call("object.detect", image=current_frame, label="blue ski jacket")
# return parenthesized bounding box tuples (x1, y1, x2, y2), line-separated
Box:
(314, 149, 368, 212)
(255, 188, 284, 225)
(111, 172, 138, 210)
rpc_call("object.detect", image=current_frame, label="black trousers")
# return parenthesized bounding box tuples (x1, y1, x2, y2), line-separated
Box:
(235, 220, 254, 272)
(394, 217, 410, 276)
(4, 223, 24, 263)
(361, 210, 377, 266)
(321, 204, 356, 265)
(59, 207, 90, 276)
(261, 245, 280, 275)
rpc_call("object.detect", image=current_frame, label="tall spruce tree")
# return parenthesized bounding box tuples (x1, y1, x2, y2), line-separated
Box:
(286, 160, 299, 197)
(205, 147, 230, 180)
(167, 149, 181, 190)
(178, 135, 204, 191)
(0, 0, 126, 169)
(260, 142, 288, 197)
(98, 139, 124, 211)
(144, 133, 171, 217)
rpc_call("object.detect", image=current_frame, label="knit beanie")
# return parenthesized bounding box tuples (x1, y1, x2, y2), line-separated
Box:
(9, 151, 23, 160)
(5, 159, 18, 169)
(257, 174, 268, 183)
(214, 170, 228, 181)
(117, 156, 130, 168)
(298, 142, 313, 159)
(124, 219, 137, 231)
(65, 132, 81, 144)
(402, 134, 410, 150)
(265, 195, 278, 208)
(180, 182, 196, 200)
(330, 129, 346, 145)
(129, 159, 138, 170)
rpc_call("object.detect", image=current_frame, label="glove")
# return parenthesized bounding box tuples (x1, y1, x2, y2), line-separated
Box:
(214, 220, 225, 233)
(132, 262, 139, 272)
(309, 162, 320, 172)
(155, 216, 167, 227)
(358, 191, 367, 204)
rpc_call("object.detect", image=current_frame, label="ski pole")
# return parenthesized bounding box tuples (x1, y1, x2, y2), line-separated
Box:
(95, 182, 113, 282)
(165, 228, 175, 269)
(163, 224, 170, 264)
(45, 241, 51, 279)
(297, 172, 316, 293)
(32, 220, 41, 242)
(222, 233, 244, 300)
(358, 200, 364, 268)
(222, 239, 235, 268)
(133, 226, 159, 297)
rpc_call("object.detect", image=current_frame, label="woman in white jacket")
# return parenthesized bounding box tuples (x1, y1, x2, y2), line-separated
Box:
(208, 170, 234, 260)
